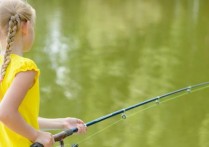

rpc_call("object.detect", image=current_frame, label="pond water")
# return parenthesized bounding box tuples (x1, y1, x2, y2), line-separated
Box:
(29, 0, 209, 146)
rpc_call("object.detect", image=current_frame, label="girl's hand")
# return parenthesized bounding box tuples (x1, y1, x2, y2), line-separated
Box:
(63, 117, 87, 134)
(34, 131, 54, 147)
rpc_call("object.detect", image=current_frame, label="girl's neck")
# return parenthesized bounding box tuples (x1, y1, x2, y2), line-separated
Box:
(0, 38, 24, 56)
(0, 49, 23, 56)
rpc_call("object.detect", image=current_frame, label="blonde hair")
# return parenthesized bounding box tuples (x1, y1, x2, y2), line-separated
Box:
(0, 0, 36, 82)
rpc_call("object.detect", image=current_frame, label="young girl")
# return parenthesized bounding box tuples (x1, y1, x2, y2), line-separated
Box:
(0, 0, 86, 146)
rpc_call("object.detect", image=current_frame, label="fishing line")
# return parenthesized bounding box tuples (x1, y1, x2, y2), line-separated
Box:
(32, 82, 209, 147)
(72, 97, 178, 146)
(126, 83, 209, 120)
(75, 105, 157, 146)
(66, 83, 209, 146)
(57, 104, 157, 147)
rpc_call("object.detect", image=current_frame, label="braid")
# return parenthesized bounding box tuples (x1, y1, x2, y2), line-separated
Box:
(0, 0, 36, 83)
(0, 14, 20, 82)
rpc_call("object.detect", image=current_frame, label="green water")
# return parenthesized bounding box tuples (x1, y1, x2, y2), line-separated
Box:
(29, 0, 209, 146)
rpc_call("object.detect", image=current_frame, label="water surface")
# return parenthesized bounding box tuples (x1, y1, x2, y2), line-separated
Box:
(29, 0, 209, 146)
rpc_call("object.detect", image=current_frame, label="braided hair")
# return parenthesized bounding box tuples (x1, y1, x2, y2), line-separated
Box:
(0, 0, 35, 82)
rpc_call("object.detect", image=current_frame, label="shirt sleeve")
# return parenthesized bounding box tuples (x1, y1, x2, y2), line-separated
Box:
(13, 59, 40, 82)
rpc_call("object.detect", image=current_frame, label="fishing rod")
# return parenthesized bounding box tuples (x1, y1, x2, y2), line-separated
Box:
(31, 81, 209, 147)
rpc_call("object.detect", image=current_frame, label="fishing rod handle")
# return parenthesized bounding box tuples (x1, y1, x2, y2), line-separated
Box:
(53, 128, 78, 142)
(30, 128, 78, 147)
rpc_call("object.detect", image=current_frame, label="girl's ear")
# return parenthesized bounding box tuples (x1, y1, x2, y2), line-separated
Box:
(21, 21, 30, 35)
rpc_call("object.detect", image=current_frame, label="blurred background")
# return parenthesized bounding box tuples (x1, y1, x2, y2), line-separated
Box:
(28, 0, 209, 146)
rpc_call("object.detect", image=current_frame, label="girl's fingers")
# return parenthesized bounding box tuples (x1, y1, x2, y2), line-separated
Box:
(76, 119, 85, 124)
(77, 124, 87, 134)
(65, 118, 87, 134)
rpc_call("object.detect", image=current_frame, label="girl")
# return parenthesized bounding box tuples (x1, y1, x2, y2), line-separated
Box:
(0, 0, 87, 146)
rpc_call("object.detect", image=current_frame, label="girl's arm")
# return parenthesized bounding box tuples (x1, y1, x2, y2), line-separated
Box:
(38, 117, 87, 134)
(0, 71, 53, 145)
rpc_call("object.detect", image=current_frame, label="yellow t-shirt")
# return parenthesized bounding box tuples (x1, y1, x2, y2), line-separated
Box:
(0, 54, 40, 146)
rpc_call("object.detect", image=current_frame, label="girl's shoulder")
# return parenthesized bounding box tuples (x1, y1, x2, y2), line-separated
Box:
(11, 54, 37, 65)
(10, 54, 40, 76)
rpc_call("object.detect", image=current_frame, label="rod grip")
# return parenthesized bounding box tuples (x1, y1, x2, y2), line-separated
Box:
(30, 128, 78, 147)
(53, 128, 78, 141)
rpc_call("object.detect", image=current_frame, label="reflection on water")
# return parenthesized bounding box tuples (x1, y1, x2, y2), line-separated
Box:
(44, 9, 74, 99)
(30, 0, 209, 146)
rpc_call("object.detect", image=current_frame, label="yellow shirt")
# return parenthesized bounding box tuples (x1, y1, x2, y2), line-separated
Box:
(0, 54, 40, 147)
